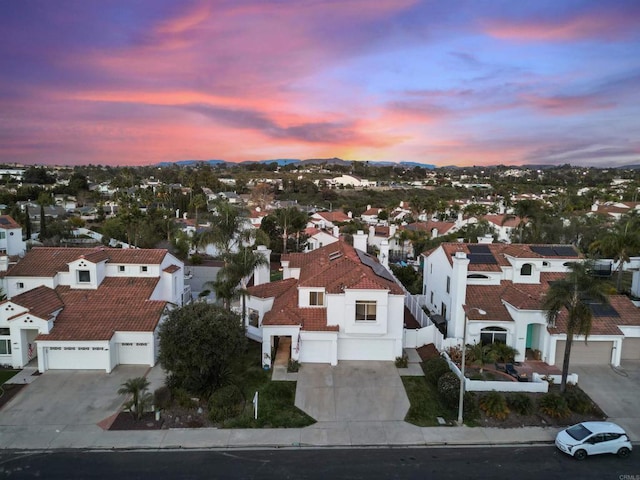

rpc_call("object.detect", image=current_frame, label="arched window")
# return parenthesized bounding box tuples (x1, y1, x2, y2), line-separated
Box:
(520, 263, 533, 276)
(480, 327, 507, 345)
(467, 274, 489, 279)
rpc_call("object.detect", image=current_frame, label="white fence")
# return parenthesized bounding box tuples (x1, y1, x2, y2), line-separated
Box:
(404, 324, 443, 350)
(405, 294, 432, 328)
(440, 352, 579, 393)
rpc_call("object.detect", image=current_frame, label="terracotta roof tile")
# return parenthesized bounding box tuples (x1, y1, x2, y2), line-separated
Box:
(7, 285, 64, 319)
(6, 247, 169, 277)
(35, 277, 166, 341)
(0, 215, 22, 230)
(548, 295, 639, 336)
(163, 264, 181, 274)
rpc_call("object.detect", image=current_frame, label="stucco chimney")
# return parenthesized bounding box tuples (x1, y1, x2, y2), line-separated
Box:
(477, 234, 493, 244)
(379, 240, 389, 269)
(389, 224, 397, 238)
(450, 251, 470, 339)
(0, 256, 8, 272)
(347, 211, 352, 218)
(353, 230, 367, 252)
(332, 226, 339, 237)
(253, 245, 271, 286)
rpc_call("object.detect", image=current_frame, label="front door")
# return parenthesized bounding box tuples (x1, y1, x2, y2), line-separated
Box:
(526, 324, 534, 349)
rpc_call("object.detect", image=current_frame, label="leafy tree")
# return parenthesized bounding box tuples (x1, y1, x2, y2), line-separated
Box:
(158, 303, 246, 397)
(589, 213, 640, 292)
(466, 342, 497, 374)
(117, 377, 152, 421)
(272, 206, 308, 254)
(198, 201, 246, 259)
(190, 193, 207, 227)
(543, 262, 609, 393)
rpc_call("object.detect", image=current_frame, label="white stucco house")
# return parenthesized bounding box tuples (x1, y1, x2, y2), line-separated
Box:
(421, 242, 640, 368)
(245, 239, 406, 368)
(0, 215, 26, 257)
(0, 247, 187, 373)
(304, 227, 340, 252)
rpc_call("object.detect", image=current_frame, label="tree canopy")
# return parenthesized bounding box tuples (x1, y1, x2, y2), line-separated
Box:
(158, 303, 247, 396)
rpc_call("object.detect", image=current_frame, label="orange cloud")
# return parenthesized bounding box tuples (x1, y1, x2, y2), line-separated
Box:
(520, 93, 614, 115)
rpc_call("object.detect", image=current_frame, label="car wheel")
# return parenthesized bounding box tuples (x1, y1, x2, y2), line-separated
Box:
(617, 447, 631, 458)
(574, 449, 587, 460)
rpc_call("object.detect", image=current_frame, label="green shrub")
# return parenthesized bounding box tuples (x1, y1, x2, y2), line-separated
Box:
(506, 393, 534, 415)
(437, 372, 461, 408)
(208, 384, 245, 423)
(190, 254, 203, 265)
(424, 356, 451, 386)
(287, 359, 300, 373)
(538, 393, 571, 419)
(153, 386, 172, 410)
(563, 386, 594, 415)
(172, 387, 198, 408)
(488, 343, 518, 363)
(463, 391, 480, 421)
(395, 353, 409, 368)
(479, 391, 510, 420)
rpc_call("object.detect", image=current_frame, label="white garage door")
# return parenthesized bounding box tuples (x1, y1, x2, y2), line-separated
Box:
(622, 338, 640, 360)
(555, 340, 613, 366)
(299, 339, 333, 363)
(118, 342, 150, 365)
(46, 346, 106, 370)
(338, 338, 395, 361)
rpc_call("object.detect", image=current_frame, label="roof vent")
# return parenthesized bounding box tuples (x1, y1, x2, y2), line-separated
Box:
(328, 251, 343, 261)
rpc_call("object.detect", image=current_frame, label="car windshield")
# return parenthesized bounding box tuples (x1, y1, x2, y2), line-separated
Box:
(566, 424, 592, 441)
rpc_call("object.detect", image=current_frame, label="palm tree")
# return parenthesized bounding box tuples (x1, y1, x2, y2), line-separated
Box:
(117, 377, 152, 421)
(198, 201, 245, 259)
(190, 193, 207, 227)
(589, 213, 640, 292)
(227, 246, 269, 323)
(542, 261, 609, 393)
(274, 206, 307, 254)
(466, 342, 497, 374)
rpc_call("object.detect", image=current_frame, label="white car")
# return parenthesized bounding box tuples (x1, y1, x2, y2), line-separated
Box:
(555, 422, 632, 460)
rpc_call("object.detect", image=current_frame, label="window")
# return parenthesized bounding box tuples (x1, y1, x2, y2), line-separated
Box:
(446, 276, 451, 294)
(16, 282, 24, 289)
(467, 274, 489, 279)
(480, 327, 507, 345)
(0, 231, 5, 240)
(0, 328, 9, 335)
(141, 266, 148, 273)
(441, 302, 447, 319)
(520, 263, 533, 276)
(309, 291, 324, 306)
(248, 308, 259, 328)
(118, 265, 125, 272)
(355, 301, 377, 322)
(78, 270, 91, 283)
(0, 339, 12, 355)
(430, 291, 434, 305)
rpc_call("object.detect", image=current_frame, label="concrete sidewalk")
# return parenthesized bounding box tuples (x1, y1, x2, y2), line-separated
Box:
(0, 421, 560, 451)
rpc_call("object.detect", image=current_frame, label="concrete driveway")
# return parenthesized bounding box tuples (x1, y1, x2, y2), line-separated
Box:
(0, 365, 149, 428)
(573, 361, 640, 441)
(295, 361, 409, 422)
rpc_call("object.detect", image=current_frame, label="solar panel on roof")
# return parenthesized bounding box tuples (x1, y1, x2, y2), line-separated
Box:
(468, 244, 491, 254)
(356, 249, 397, 283)
(468, 253, 497, 264)
(530, 246, 556, 256)
(553, 246, 578, 257)
(589, 303, 619, 317)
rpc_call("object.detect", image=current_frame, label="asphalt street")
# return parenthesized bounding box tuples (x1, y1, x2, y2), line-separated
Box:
(0, 446, 638, 480)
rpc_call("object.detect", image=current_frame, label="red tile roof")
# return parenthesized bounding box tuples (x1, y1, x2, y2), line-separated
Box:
(163, 264, 181, 273)
(0, 215, 22, 230)
(6, 285, 64, 320)
(253, 240, 403, 330)
(6, 247, 169, 277)
(548, 295, 640, 336)
(35, 277, 166, 341)
(482, 214, 522, 228)
(317, 211, 351, 223)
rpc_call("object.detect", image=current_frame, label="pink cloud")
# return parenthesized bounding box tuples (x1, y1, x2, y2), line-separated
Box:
(482, 9, 639, 42)
(520, 93, 615, 115)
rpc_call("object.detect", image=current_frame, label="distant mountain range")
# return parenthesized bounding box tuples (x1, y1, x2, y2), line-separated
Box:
(156, 158, 437, 169)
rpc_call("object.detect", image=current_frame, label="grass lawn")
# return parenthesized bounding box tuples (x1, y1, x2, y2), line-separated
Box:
(402, 376, 457, 427)
(222, 341, 315, 428)
(0, 369, 19, 384)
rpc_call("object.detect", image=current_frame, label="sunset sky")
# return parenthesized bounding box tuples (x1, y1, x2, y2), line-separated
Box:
(1, 1, 639, 167)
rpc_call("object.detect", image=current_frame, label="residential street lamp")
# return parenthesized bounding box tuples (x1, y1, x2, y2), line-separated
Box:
(457, 305, 486, 426)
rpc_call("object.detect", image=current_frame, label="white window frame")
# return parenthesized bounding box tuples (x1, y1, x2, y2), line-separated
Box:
(78, 270, 91, 283)
(355, 300, 377, 322)
(309, 291, 325, 306)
